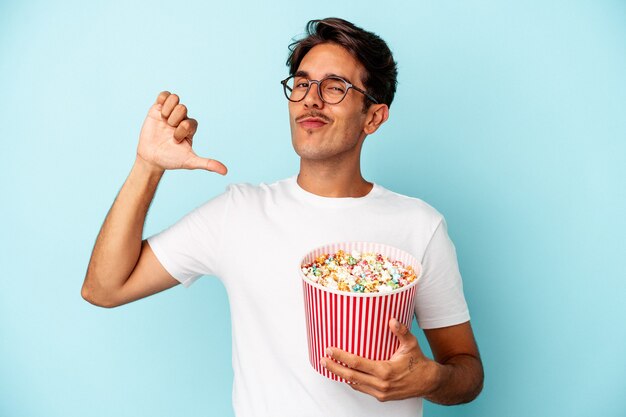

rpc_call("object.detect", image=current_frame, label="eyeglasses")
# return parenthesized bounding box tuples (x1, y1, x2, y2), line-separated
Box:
(280, 75, 379, 105)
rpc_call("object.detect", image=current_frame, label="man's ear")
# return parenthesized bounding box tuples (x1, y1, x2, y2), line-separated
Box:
(363, 104, 389, 135)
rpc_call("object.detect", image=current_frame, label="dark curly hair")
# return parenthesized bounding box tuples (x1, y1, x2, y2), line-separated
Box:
(286, 17, 398, 111)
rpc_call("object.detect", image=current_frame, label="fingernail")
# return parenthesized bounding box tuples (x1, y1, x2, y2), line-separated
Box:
(320, 358, 327, 367)
(325, 348, 333, 357)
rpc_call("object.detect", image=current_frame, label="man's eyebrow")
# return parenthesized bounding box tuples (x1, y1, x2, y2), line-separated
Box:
(294, 70, 355, 85)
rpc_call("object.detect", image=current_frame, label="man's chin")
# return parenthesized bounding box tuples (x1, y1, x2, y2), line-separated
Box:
(292, 145, 330, 161)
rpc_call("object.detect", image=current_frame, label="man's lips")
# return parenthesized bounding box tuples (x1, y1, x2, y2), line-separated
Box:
(297, 117, 329, 129)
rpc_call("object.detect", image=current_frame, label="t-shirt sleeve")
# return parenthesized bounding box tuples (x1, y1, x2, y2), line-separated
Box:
(414, 217, 470, 329)
(146, 189, 231, 288)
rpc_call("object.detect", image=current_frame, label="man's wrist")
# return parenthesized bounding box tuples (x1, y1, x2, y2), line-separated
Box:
(134, 155, 165, 178)
(422, 360, 449, 399)
(421, 354, 484, 405)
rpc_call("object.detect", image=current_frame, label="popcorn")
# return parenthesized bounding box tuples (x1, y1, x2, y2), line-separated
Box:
(301, 250, 417, 293)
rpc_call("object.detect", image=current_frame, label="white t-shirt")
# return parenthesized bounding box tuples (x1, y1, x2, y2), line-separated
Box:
(147, 176, 470, 417)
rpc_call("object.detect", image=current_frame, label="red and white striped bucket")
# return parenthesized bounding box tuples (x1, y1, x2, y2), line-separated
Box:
(300, 242, 422, 382)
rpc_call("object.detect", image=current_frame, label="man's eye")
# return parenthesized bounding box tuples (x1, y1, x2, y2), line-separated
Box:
(295, 81, 309, 88)
(324, 84, 345, 94)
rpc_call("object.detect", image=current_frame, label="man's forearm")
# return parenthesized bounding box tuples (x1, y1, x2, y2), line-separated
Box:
(82, 157, 164, 303)
(425, 354, 484, 405)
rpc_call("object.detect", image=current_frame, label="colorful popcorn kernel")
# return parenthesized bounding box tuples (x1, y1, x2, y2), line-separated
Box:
(302, 251, 416, 293)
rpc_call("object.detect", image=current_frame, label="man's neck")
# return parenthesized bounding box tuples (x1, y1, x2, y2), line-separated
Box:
(297, 160, 373, 198)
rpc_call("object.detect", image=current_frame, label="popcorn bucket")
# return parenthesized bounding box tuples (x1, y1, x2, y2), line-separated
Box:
(300, 242, 422, 382)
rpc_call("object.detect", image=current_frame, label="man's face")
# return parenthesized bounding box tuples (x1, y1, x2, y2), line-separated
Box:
(288, 43, 371, 162)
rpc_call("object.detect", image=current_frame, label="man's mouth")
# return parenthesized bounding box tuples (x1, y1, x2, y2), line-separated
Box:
(299, 118, 326, 129)
(296, 115, 330, 130)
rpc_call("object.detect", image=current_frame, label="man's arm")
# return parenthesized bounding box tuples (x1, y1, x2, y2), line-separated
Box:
(422, 321, 483, 405)
(81, 91, 227, 308)
(321, 320, 483, 404)
(81, 158, 175, 308)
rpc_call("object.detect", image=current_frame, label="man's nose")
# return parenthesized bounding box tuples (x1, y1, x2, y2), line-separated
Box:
(304, 82, 324, 108)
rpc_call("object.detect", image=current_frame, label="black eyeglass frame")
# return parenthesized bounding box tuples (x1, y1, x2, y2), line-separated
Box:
(280, 75, 379, 105)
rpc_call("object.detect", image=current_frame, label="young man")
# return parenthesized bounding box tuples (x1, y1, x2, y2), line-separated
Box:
(82, 18, 483, 417)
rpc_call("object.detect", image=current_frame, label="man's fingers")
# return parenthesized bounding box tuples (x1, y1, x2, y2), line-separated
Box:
(321, 356, 390, 392)
(148, 91, 225, 175)
(325, 347, 393, 380)
(184, 155, 228, 175)
(174, 119, 198, 142)
(155, 91, 171, 105)
(161, 94, 180, 118)
(322, 358, 370, 385)
(168, 104, 188, 127)
(345, 381, 389, 402)
(389, 318, 423, 356)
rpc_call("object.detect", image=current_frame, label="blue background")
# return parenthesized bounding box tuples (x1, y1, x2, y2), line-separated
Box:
(1, 0, 625, 416)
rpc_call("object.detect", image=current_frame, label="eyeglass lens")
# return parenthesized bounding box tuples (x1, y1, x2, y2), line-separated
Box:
(284, 76, 348, 104)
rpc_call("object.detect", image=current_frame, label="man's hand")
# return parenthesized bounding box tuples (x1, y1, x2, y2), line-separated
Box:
(136, 91, 228, 174)
(320, 318, 443, 402)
